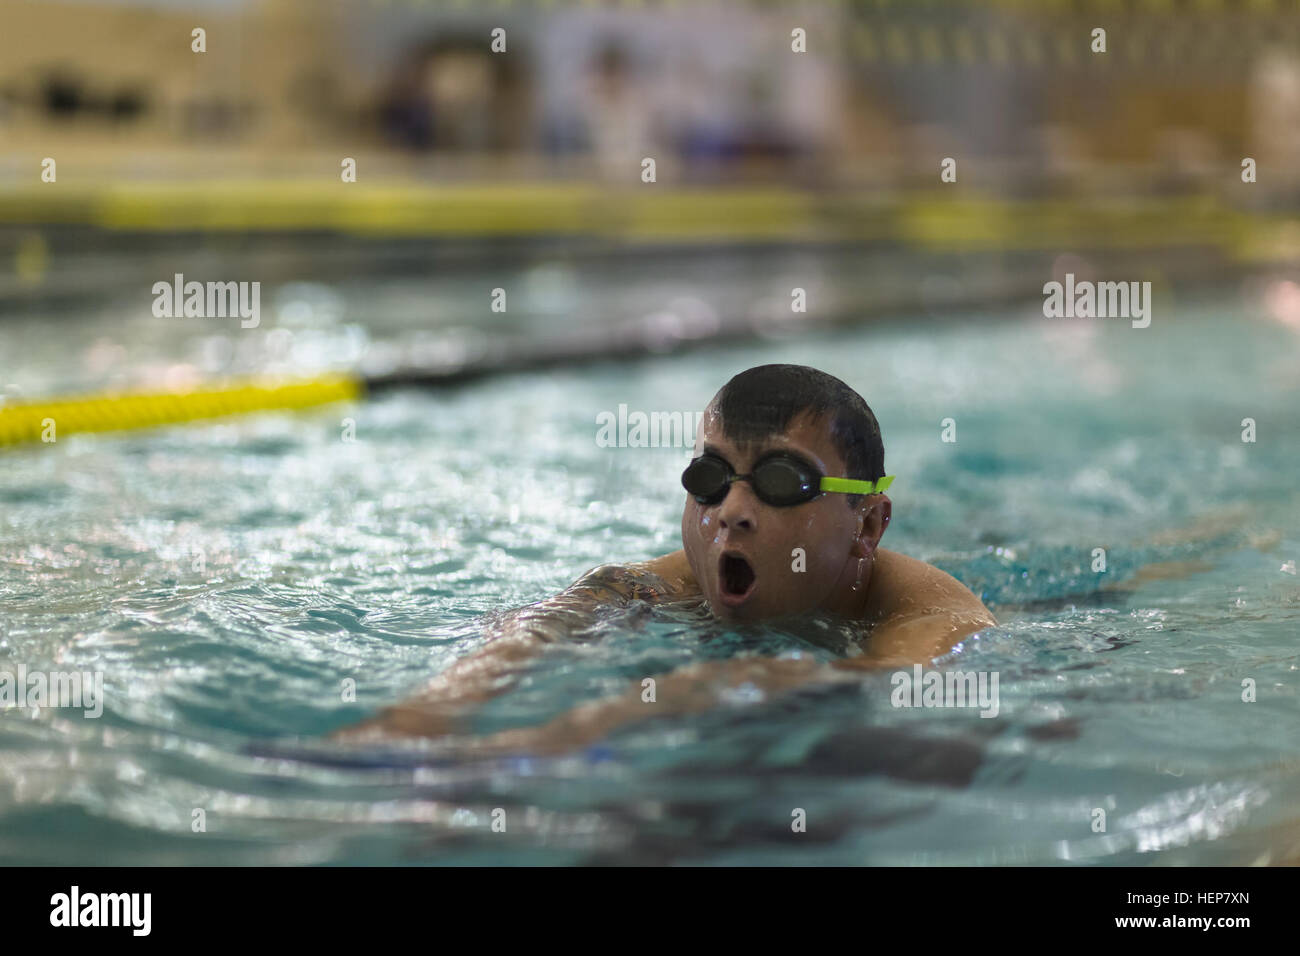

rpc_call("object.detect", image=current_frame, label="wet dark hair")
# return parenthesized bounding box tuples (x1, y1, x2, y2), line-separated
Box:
(712, 364, 885, 506)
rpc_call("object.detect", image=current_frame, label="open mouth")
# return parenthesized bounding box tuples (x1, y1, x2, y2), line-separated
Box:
(718, 552, 757, 605)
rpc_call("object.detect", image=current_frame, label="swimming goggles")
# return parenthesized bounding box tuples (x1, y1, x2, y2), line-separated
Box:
(681, 452, 894, 507)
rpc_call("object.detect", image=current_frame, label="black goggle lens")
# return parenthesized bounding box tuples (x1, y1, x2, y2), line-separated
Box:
(754, 458, 816, 505)
(681, 456, 731, 504)
(681, 455, 819, 507)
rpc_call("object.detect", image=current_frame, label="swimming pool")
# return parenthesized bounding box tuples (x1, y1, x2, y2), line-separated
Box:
(2, 269, 1299, 865)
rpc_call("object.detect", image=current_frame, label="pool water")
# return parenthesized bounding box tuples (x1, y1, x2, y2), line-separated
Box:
(2, 281, 1299, 865)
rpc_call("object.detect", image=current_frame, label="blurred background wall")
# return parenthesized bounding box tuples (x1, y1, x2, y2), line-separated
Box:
(2, 0, 1299, 322)
(5, 0, 1298, 183)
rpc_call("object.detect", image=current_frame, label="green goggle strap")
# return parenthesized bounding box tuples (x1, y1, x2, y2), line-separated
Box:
(819, 475, 894, 495)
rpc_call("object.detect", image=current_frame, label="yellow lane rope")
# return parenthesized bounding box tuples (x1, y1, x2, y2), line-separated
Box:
(0, 185, 1272, 253)
(0, 375, 363, 448)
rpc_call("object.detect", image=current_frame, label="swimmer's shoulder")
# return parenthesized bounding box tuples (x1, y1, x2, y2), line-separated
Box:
(867, 548, 995, 625)
(573, 550, 698, 605)
(842, 550, 996, 666)
(628, 550, 699, 601)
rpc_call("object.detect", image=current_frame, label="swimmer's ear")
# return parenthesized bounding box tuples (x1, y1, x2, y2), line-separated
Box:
(855, 495, 891, 552)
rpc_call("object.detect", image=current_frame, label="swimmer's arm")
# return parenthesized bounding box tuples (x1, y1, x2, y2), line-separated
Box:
(463, 613, 997, 756)
(465, 654, 841, 756)
(329, 563, 669, 742)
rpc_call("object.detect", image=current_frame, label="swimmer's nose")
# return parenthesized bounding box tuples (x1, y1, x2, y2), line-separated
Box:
(717, 481, 758, 533)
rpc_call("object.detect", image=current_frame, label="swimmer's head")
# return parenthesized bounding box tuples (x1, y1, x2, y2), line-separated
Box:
(681, 364, 891, 623)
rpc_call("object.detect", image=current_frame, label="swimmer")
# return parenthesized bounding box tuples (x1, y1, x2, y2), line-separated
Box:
(334, 364, 995, 750)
